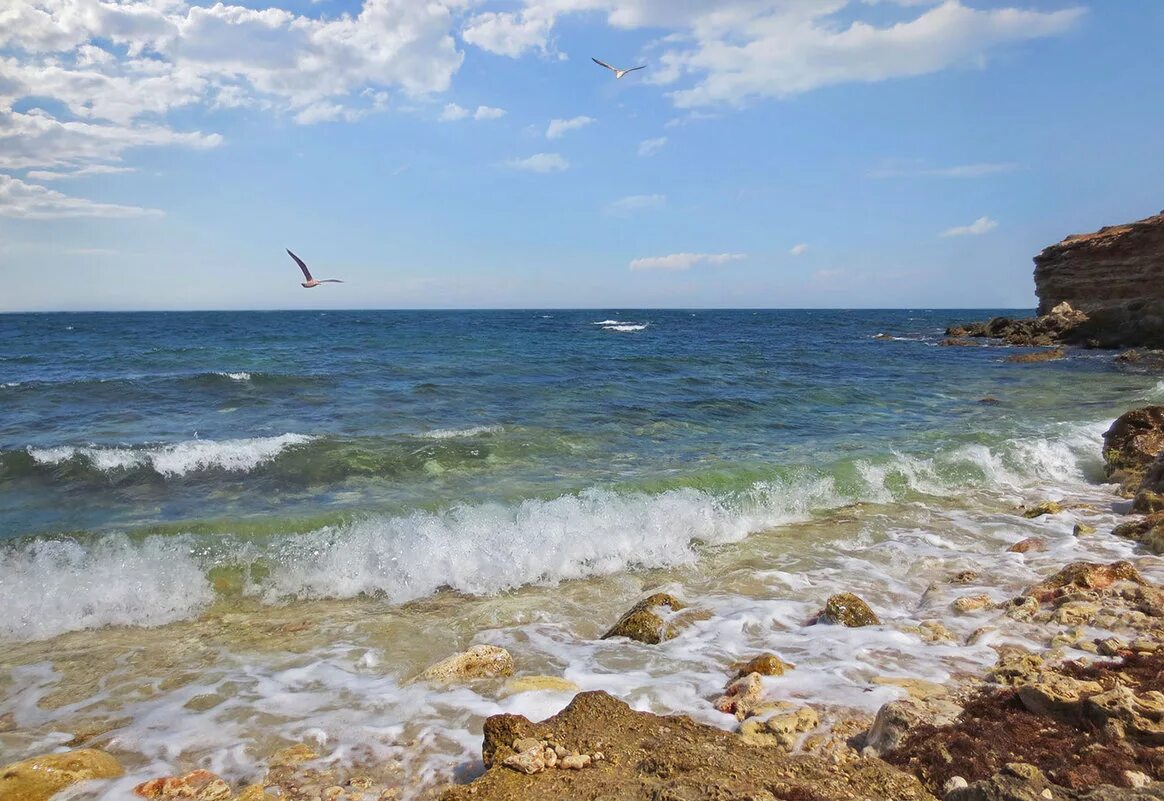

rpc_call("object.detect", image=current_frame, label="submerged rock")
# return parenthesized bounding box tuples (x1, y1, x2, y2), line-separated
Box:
(135, 769, 233, 799)
(0, 749, 123, 801)
(504, 676, 579, 695)
(1005, 348, 1066, 364)
(1021, 501, 1064, 518)
(1008, 537, 1048, 554)
(418, 644, 515, 682)
(815, 592, 881, 627)
(1026, 561, 1145, 603)
(601, 592, 697, 644)
(731, 653, 793, 678)
(444, 690, 936, 801)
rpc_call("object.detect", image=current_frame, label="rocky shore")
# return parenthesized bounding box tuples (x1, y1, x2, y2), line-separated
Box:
(7, 407, 1164, 801)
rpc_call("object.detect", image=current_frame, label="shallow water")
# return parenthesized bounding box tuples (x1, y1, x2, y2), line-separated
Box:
(1, 310, 1161, 796)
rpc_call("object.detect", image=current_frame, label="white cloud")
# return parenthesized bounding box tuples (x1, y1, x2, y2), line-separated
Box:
(941, 216, 998, 237)
(789, 243, 809, 256)
(869, 160, 1019, 178)
(606, 194, 666, 216)
(0, 174, 161, 219)
(507, 152, 570, 172)
(638, 136, 667, 157)
(441, 103, 506, 121)
(26, 165, 137, 181)
(462, 1, 1082, 107)
(440, 102, 470, 121)
(546, 116, 595, 139)
(630, 252, 746, 271)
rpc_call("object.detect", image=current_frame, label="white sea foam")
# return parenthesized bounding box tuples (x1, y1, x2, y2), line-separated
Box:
(420, 425, 503, 440)
(592, 319, 626, 325)
(603, 324, 648, 332)
(26, 433, 313, 477)
(215, 371, 252, 381)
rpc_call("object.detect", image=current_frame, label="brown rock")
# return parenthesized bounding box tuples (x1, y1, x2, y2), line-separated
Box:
(601, 592, 698, 644)
(444, 691, 936, 801)
(0, 749, 123, 801)
(1112, 513, 1164, 555)
(1026, 561, 1145, 603)
(816, 592, 881, 627)
(1004, 348, 1066, 364)
(713, 672, 766, 720)
(418, 644, 515, 682)
(952, 594, 995, 614)
(1021, 501, 1064, 518)
(1102, 406, 1164, 491)
(1007, 537, 1047, 554)
(731, 653, 793, 678)
(135, 769, 230, 799)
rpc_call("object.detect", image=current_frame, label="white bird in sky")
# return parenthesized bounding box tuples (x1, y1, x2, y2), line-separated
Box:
(591, 57, 646, 79)
(286, 249, 344, 288)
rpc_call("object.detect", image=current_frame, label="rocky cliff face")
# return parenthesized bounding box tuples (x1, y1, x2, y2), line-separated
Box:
(1034, 212, 1164, 315)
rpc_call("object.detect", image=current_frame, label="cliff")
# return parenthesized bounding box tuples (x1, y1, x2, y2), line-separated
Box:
(1034, 211, 1164, 315)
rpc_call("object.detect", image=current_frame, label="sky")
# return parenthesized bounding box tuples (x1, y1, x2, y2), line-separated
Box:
(0, 0, 1161, 311)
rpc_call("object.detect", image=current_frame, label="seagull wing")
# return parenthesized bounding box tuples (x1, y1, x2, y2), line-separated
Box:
(591, 57, 617, 72)
(625, 64, 647, 73)
(319, 279, 344, 283)
(286, 249, 313, 281)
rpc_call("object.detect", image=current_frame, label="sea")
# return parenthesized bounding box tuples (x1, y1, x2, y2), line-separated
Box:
(2, 309, 1162, 797)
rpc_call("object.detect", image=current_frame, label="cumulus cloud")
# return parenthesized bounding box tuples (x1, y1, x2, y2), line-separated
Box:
(941, 216, 998, 237)
(507, 152, 569, 172)
(474, 105, 507, 120)
(0, 174, 161, 219)
(546, 116, 595, 139)
(789, 243, 809, 256)
(637, 136, 667, 157)
(462, 1, 1083, 107)
(606, 194, 666, 216)
(442, 103, 506, 121)
(629, 252, 746, 271)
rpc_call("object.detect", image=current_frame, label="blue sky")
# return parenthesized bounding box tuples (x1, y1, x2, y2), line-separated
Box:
(1, 0, 1161, 311)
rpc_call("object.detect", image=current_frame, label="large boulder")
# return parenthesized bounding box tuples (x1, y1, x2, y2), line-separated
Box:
(1102, 406, 1164, 492)
(815, 592, 881, 627)
(1134, 454, 1164, 512)
(442, 691, 936, 801)
(601, 593, 706, 644)
(0, 749, 123, 801)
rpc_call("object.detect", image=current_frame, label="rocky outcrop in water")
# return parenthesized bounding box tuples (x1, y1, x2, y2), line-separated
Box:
(0, 748, 123, 801)
(1035, 212, 1164, 316)
(1102, 406, 1164, 495)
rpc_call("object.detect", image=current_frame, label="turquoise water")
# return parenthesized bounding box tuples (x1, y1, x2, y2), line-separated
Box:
(1, 309, 1159, 640)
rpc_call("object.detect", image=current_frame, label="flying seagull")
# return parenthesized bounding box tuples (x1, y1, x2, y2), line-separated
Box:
(591, 57, 646, 79)
(286, 249, 344, 288)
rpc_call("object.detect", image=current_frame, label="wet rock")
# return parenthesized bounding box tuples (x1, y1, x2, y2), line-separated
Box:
(731, 653, 793, 678)
(1004, 348, 1066, 364)
(952, 570, 981, 584)
(1008, 538, 1048, 554)
(0, 749, 123, 801)
(1135, 490, 1164, 514)
(713, 672, 766, 720)
(1026, 561, 1145, 603)
(450, 690, 937, 801)
(740, 704, 820, 749)
(942, 337, 981, 347)
(986, 650, 1045, 686)
(917, 620, 956, 643)
(1074, 522, 1097, 537)
(980, 397, 1002, 405)
(1021, 501, 1064, 518)
(1103, 406, 1164, 493)
(1113, 514, 1164, 555)
(815, 592, 881, 627)
(419, 644, 515, 682)
(953, 594, 996, 614)
(601, 592, 704, 644)
(1003, 596, 1040, 622)
(1016, 674, 1103, 718)
(503, 676, 579, 695)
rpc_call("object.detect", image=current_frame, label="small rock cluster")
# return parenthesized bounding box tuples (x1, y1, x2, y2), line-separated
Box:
(501, 737, 605, 774)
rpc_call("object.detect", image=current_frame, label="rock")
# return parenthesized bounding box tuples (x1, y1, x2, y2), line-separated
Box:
(952, 594, 995, 614)
(134, 770, 233, 800)
(1134, 454, 1164, 511)
(418, 644, 515, 682)
(1112, 514, 1164, 555)
(986, 650, 1045, 686)
(952, 570, 981, 584)
(731, 653, 793, 678)
(449, 691, 937, 801)
(1026, 561, 1145, 603)
(1073, 522, 1097, 537)
(943, 776, 970, 795)
(741, 704, 819, 750)
(601, 592, 701, 644)
(1103, 406, 1164, 492)
(1008, 538, 1047, 554)
(503, 676, 579, 695)
(1084, 686, 1164, 745)
(1016, 673, 1103, 718)
(917, 620, 956, 643)
(865, 697, 962, 757)
(942, 338, 981, 347)
(980, 397, 1002, 405)
(1021, 501, 1063, 518)
(1135, 490, 1164, 514)
(558, 754, 590, 770)
(815, 592, 881, 627)
(502, 749, 545, 775)
(1003, 596, 1040, 622)
(1034, 211, 1164, 315)
(1004, 348, 1066, 364)
(0, 749, 123, 801)
(713, 672, 766, 720)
